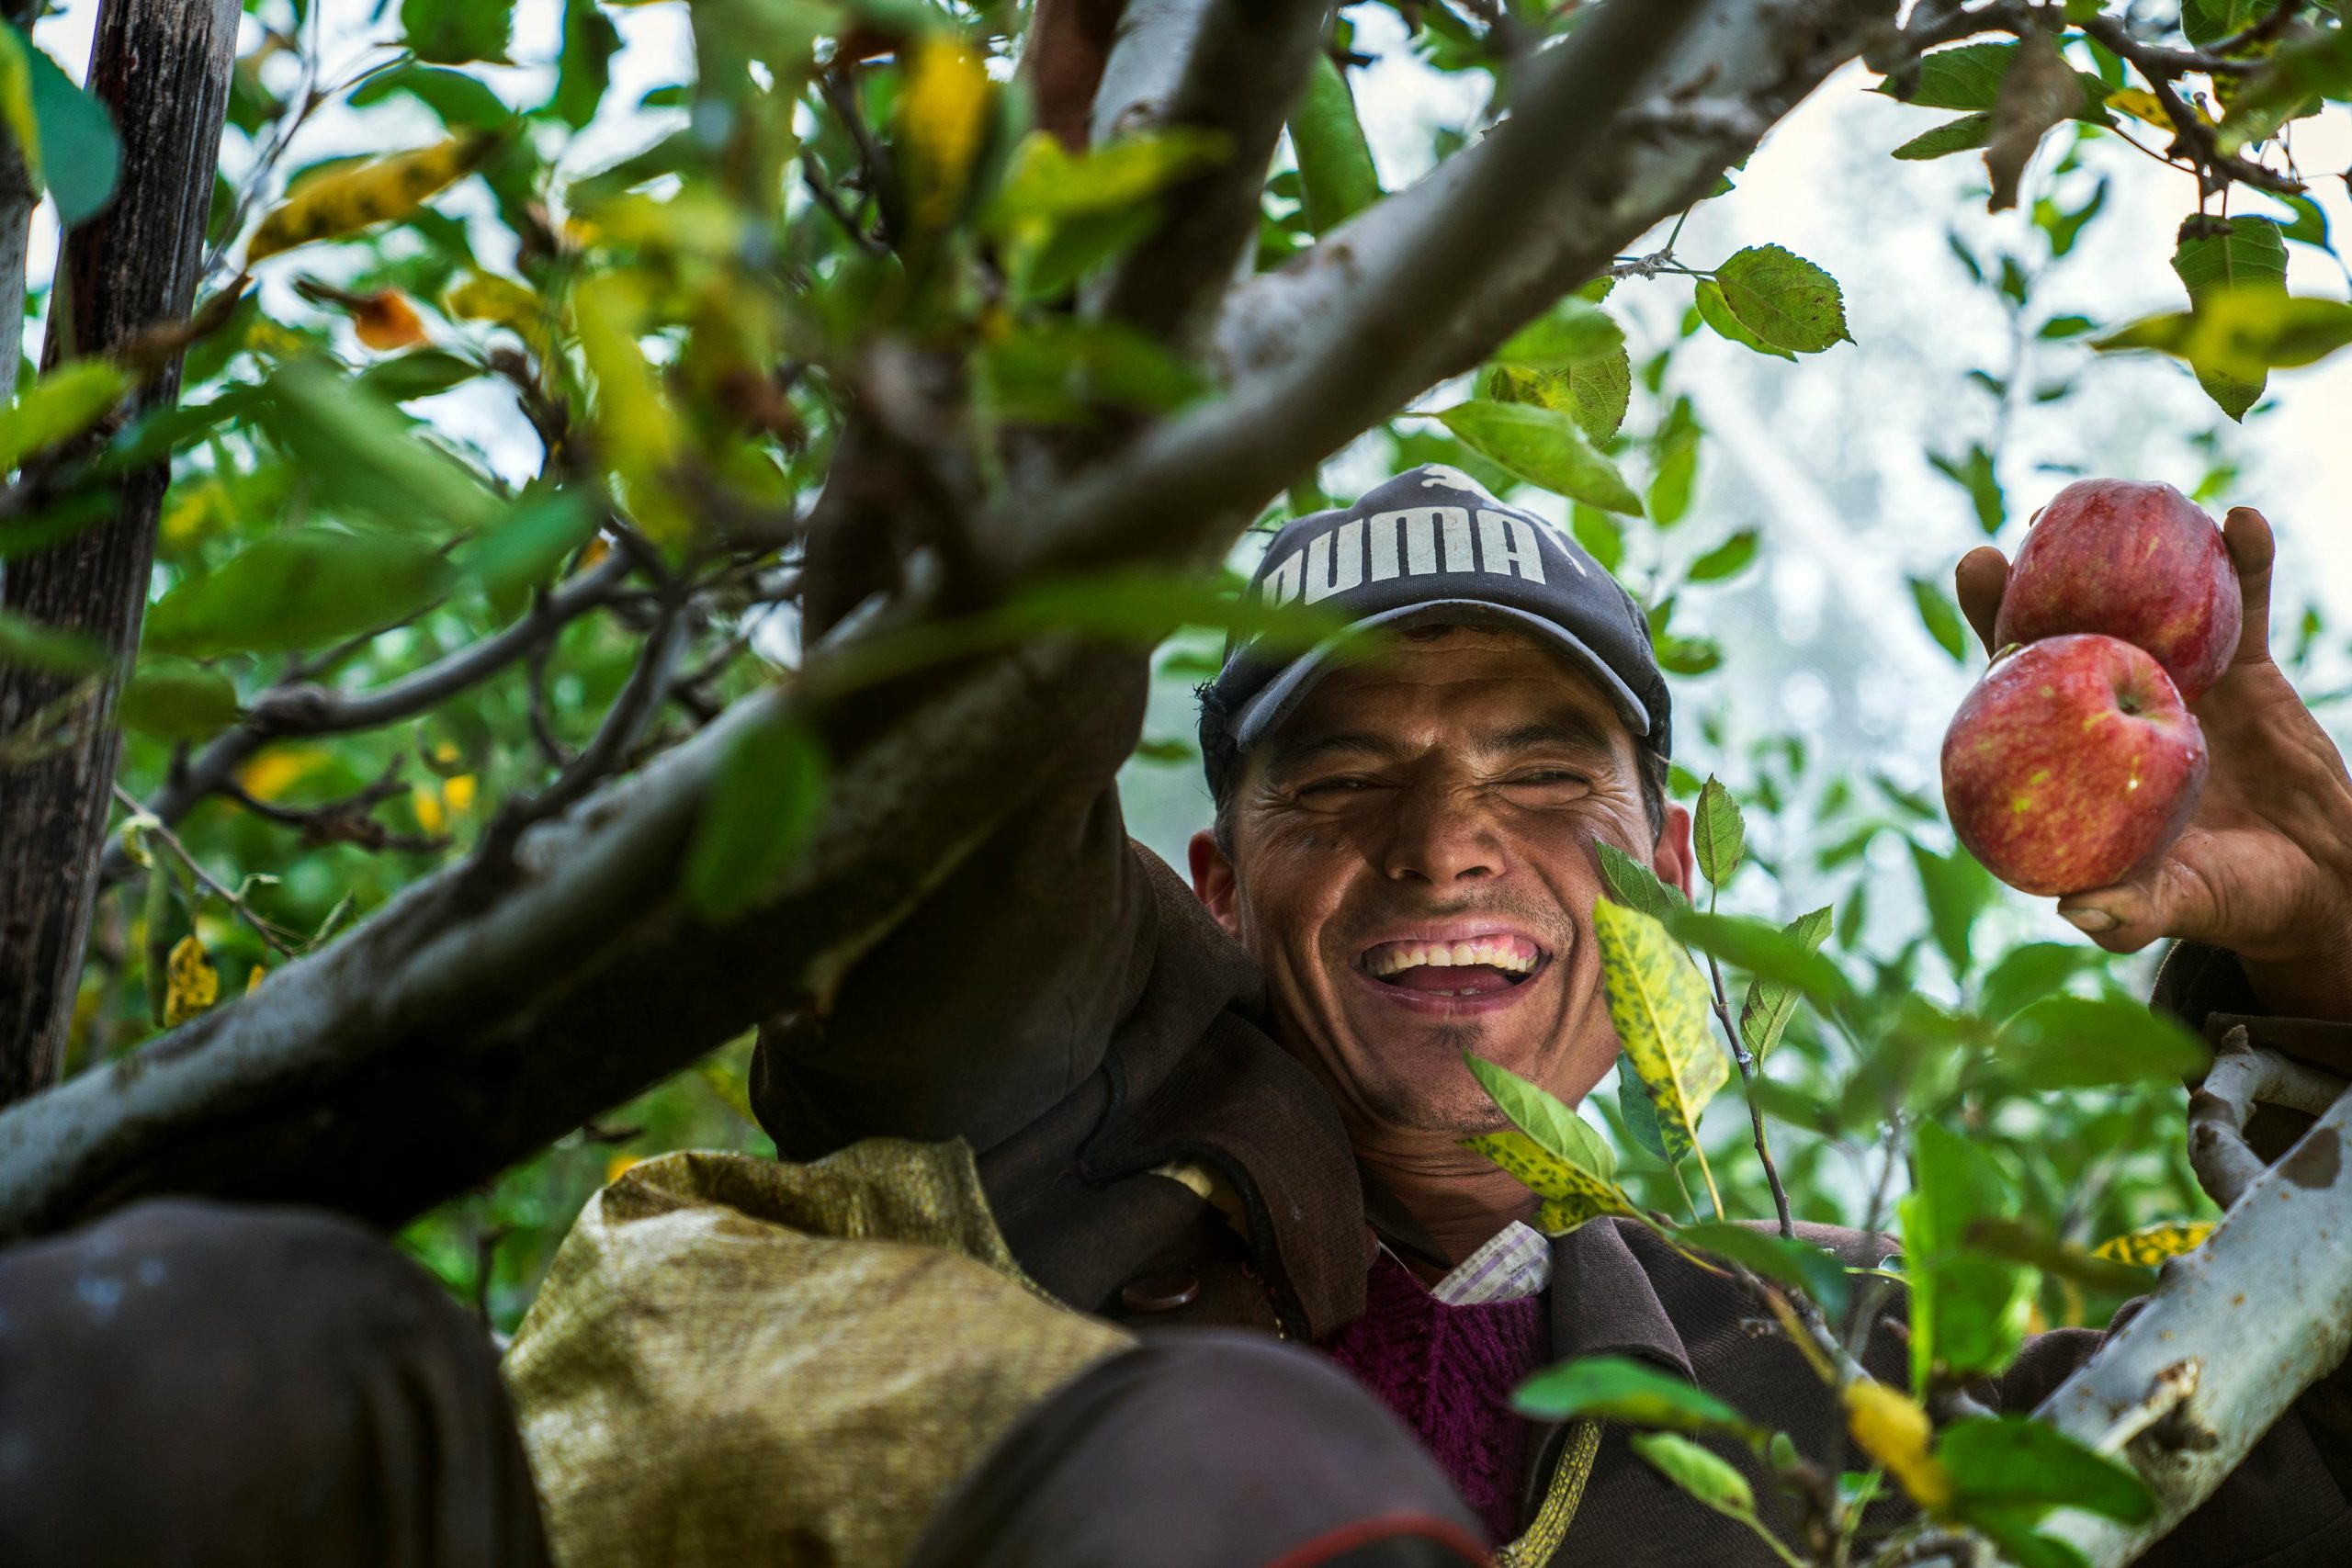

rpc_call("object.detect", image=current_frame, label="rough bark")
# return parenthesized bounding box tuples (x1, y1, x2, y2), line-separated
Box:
(0, 0, 240, 1107)
(2036, 1088, 2352, 1565)
(0, 0, 1899, 1237)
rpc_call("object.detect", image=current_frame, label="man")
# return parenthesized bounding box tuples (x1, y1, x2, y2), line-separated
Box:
(6, 467, 2351, 1566)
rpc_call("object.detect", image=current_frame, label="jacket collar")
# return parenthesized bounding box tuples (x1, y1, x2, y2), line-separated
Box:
(1546, 1218, 1695, 1379)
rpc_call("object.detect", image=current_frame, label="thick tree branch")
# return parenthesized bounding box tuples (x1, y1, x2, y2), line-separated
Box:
(2035, 1086, 2352, 1566)
(1091, 0, 1326, 347)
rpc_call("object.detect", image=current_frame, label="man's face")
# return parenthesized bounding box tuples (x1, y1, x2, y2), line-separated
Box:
(1190, 627, 1692, 1137)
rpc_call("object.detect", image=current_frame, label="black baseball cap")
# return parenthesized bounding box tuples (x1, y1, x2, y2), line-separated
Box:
(1202, 465, 1672, 790)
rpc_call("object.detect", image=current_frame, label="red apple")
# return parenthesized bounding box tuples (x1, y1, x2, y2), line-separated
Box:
(1993, 479, 2241, 703)
(1941, 634, 2209, 897)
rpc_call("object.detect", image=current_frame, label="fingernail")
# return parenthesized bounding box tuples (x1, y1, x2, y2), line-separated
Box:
(2065, 908, 2118, 934)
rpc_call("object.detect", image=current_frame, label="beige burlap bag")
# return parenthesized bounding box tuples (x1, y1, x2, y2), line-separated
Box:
(503, 1141, 1132, 1568)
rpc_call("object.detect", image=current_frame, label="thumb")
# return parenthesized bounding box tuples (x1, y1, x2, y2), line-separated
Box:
(2222, 506, 2276, 668)
(2054, 859, 2215, 954)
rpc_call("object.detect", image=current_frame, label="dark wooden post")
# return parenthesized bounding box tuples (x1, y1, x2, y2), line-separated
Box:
(0, 0, 240, 1106)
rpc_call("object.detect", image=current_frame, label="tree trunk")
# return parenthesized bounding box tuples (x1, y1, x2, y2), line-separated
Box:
(0, 0, 239, 1107)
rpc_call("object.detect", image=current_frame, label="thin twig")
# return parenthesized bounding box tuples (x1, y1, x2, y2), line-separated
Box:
(112, 784, 304, 956)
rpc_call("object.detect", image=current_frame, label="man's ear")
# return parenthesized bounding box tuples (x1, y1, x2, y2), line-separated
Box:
(1189, 829, 1242, 937)
(1653, 801, 1696, 899)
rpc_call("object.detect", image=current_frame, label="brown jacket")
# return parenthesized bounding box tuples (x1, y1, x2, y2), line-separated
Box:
(751, 654, 2352, 1562)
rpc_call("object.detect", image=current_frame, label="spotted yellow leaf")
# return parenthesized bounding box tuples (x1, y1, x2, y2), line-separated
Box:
(571, 269, 687, 539)
(2090, 1220, 2214, 1265)
(164, 934, 220, 1027)
(1594, 897, 1726, 1156)
(247, 132, 500, 263)
(895, 34, 992, 233)
(1464, 1129, 1634, 1237)
(1844, 1380, 1952, 1512)
(444, 271, 552, 355)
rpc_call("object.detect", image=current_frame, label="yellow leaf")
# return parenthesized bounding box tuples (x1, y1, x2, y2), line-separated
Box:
(444, 271, 548, 355)
(571, 269, 687, 539)
(246, 963, 266, 995)
(1843, 1381, 1952, 1512)
(413, 783, 447, 836)
(442, 773, 477, 813)
(697, 1058, 755, 1122)
(164, 934, 220, 1027)
(2104, 87, 2171, 130)
(348, 288, 430, 351)
(0, 25, 39, 182)
(895, 34, 992, 233)
(605, 1152, 642, 1184)
(235, 745, 328, 803)
(2090, 1220, 2214, 1266)
(0, 359, 135, 472)
(247, 132, 500, 264)
(1593, 897, 1726, 1155)
(1464, 1129, 1632, 1222)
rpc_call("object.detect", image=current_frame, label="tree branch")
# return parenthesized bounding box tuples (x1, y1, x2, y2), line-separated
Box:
(2035, 1087, 2352, 1566)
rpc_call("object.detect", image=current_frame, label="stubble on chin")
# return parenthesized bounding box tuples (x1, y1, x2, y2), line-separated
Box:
(1354, 1021, 1519, 1134)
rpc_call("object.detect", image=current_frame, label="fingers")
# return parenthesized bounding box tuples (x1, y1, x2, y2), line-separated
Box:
(1954, 547, 2010, 659)
(2054, 860, 2211, 956)
(2223, 506, 2276, 667)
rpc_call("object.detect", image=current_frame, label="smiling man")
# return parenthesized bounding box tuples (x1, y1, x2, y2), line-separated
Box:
(14, 468, 2352, 1568)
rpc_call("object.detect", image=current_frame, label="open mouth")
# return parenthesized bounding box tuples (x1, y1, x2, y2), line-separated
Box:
(1355, 931, 1550, 999)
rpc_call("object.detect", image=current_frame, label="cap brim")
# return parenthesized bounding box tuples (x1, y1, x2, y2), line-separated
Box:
(1229, 600, 1656, 757)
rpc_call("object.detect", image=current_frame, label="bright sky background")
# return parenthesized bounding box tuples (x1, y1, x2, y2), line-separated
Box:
(29, 1, 2352, 953)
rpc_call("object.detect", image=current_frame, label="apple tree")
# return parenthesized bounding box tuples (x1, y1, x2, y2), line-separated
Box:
(2, 2, 2352, 1563)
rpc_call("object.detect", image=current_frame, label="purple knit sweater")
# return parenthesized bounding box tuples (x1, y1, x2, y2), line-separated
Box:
(1321, 1249, 1547, 1542)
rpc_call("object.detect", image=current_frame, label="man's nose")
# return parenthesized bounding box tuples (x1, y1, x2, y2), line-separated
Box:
(1380, 781, 1504, 885)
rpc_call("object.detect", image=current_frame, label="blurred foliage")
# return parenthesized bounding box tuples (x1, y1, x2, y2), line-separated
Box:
(1, 0, 2348, 1418)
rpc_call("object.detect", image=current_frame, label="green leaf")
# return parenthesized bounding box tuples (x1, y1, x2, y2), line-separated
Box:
(260, 359, 500, 535)
(1875, 40, 2111, 117)
(1910, 840, 1996, 978)
(555, 0, 620, 130)
(401, 0, 515, 65)
(1736, 906, 1835, 1064)
(0, 607, 107, 673)
(1976, 941, 2106, 1023)
(2095, 289, 2352, 384)
(1928, 444, 2005, 534)
(2037, 313, 2098, 340)
(1630, 1432, 1755, 1517)
(989, 127, 1227, 229)
(1892, 112, 1996, 160)
(1676, 1222, 1850, 1319)
(1617, 1064, 1674, 1159)
(1287, 51, 1382, 234)
(1693, 775, 1744, 887)
(1568, 502, 1625, 572)
(683, 713, 831, 921)
(1967, 1509, 2093, 1568)
(469, 492, 599, 613)
(1655, 634, 1722, 676)
(0, 358, 132, 471)
(2173, 216, 2289, 422)
(1963, 1216, 2158, 1294)
(1595, 897, 1726, 1157)
(1515, 1355, 1752, 1435)
(1692, 277, 1794, 359)
(1597, 840, 1690, 925)
(1996, 993, 2211, 1089)
(1904, 1120, 2036, 1388)
(1712, 245, 1852, 354)
(143, 532, 457, 658)
(1493, 299, 1625, 370)
(117, 660, 241, 739)
(349, 64, 515, 131)
(1939, 1415, 2156, 1523)
(1437, 400, 1641, 514)
(356, 349, 484, 404)
(1467, 1053, 1617, 1180)
(2268, 192, 2331, 249)
(26, 35, 119, 225)
(1686, 527, 1759, 584)
(2216, 23, 2352, 154)
(1908, 575, 1969, 660)
(1664, 906, 1854, 1017)
(1647, 425, 1699, 529)
(977, 318, 1208, 423)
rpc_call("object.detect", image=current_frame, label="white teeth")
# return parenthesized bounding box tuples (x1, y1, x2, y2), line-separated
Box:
(1363, 938, 1541, 978)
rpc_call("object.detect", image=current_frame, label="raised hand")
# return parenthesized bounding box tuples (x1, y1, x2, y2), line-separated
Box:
(1955, 508, 2352, 1022)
